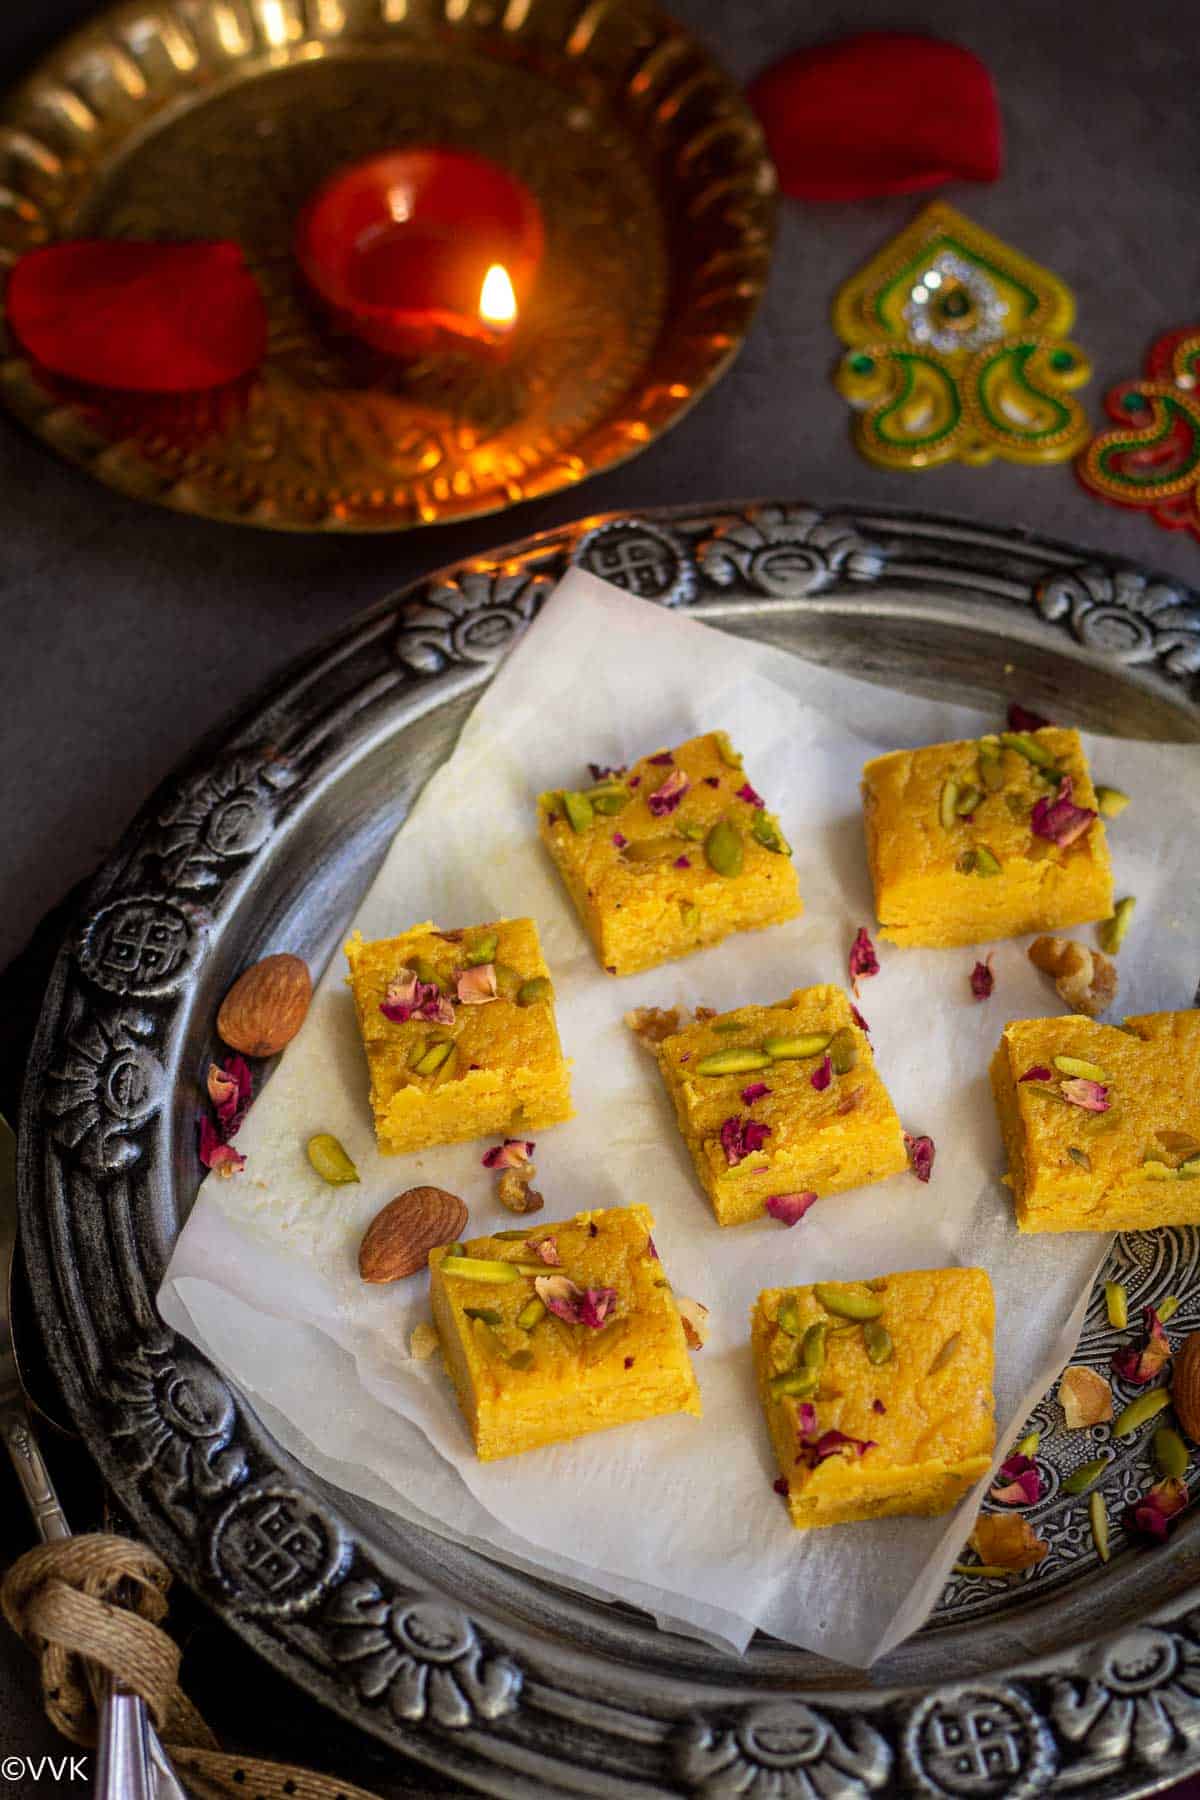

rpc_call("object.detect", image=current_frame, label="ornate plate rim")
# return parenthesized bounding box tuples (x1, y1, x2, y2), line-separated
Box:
(18, 499, 1200, 1799)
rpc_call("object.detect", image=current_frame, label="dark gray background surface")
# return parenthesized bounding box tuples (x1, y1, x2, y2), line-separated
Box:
(3, 0, 1200, 1793)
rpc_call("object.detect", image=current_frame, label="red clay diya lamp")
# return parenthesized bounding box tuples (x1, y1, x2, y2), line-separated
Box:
(294, 148, 543, 360)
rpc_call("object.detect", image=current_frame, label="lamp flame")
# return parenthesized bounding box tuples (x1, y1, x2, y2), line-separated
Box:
(479, 262, 517, 329)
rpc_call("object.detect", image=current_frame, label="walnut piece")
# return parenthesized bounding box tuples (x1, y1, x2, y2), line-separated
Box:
(1059, 1363, 1113, 1428)
(969, 1513, 1049, 1571)
(625, 1006, 683, 1049)
(497, 1167, 544, 1214)
(1028, 936, 1118, 1018)
(409, 1323, 440, 1361)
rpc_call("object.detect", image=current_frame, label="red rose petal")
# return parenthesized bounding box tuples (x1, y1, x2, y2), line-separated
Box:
(9, 240, 268, 392)
(748, 33, 1002, 204)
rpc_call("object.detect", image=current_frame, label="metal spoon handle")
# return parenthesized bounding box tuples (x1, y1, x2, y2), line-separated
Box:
(1, 1402, 70, 1542)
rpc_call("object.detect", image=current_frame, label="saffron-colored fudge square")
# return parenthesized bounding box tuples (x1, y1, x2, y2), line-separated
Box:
(654, 985, 908, 1227)
(537, 731, 802, 976)
(752, 1268, 996, 1531)
(428, 1205, 702, 1461)
(345, 918, 571, 1155)
(861, 727, 1113, 949)
(990, 1011, 1200, 1233)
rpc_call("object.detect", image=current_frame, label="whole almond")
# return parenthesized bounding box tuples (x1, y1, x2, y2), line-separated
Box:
(218, 954, 312, 1057)
(1172, 1332, 1200, 1441)
(359, 1186, 468, 1284)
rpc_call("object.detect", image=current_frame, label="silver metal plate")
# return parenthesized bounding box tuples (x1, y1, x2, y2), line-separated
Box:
(20, 503, 1200, 1798)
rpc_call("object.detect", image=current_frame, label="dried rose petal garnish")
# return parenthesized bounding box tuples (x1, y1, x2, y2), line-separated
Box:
(647, 1235, 659, 1261)
(849, 926, 879, 985)
(736, 780, 765, 808)
(810, 1054, 833, 1092)
(380, 968, 455, 1025)
(534, 1274, 618, 1329)
(1112, 1307, 1171, 1385)
(904, 1132, 935, 1182)
(456, 963, 498, 1005)
(970, 956, 995, 1001)
(648, 751, 674, 765)
(970, 1513, 1049, 1571)
(797, 1428, 876, 1469)
(741, 1082, 772, 1104)
(1007, 703, 1052, 732)
(704, 775, 720, 788)
(207, 1054, 252, 1136)
(1019, 1064, 1054, 1083)
(850, 1004, 870, 1034)
(611, 831, 627, 849)
(872, 1399, 887, 1415)
(482, 1138, 534, 1170)
(765, 1191, 818, 1227)
(773, 1475, 790, 1497)
(1060, 1077, 1109, 1112)
(1126, 1476, 1188, 1542)
(721, 1116, 771, 1166)
(990, 1453, 1042, 1507)
(673, 854, 691, 869)
(647, 768, 690, 816)
(198, 1116, 245, 1177)
(527, 1235, 560, 1265)
(1031, 775, 1097, 848)
(588, 762, 625, 781)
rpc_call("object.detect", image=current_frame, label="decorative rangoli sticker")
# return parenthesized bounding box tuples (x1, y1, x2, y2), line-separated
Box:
(832, 201, 1091, 470)
(1077, 327, 1200, 540)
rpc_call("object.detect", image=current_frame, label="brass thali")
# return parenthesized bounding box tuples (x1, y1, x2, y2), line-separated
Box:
(0, 0, 774, 531)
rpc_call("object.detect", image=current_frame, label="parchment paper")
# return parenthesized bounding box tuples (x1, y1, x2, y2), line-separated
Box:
(159, 570, 1200, 1665)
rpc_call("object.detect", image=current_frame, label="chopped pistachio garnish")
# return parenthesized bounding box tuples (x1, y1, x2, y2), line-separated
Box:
(585, 781, 630, 815)
(762, 1031, 831, 1060)
(695, 1047, 773, 1076)
(828, 1028, 858, 1075)
(1095, 785, 1130, 819)
(776, 1297, 802, 1337)
(440, 1256, 542, 1284)
(561, 790, 595, 833)
(1053, 1054, 1108, 1082)
(1016, 1431, 1040, 1458)
(974, 845, 1001, 876)
(1063, 1456, 1110, 1495)
(939, 779, 960, 830)
(516, 1297, 547, 1331)
(713, 730, 742, 768)
(863, 1320, 893, 1365)
(814, 1282, 884, 1321)
(1098, 895, 1136, 955)
(413, 1040, 456, 1078)
(952, 1563, 1016, 1580)
(750, 810, 790, 855)
(800, 1322, 827, 1372)
(978, 738, 1005, 792)
(1155, 1427, 1189, 1479)
(1000, 729, 1057, 768)
(306, 1133, 359, 1185)
(1105, 1281, 1129, 1329)
(705, 818, 744, 878)
(1089, 1490, 1110, 1563)
(516, 976, 552, 1007)
(464, 1306, 503, 1325)
(769, 1368, 819, 1399)
(956, 784, 983, 815)
(465, 931, 498, 965)
(1113, 1387, 1172, 1438)
(1067, 1146, 1092, 1171)
(1157, 1295, 1181, 1325)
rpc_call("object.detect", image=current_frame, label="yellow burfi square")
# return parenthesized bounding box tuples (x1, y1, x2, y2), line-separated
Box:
(752, 1268, 996, 1531)
(654, 985, 908, 1227)
(429, 1205, 702, 1460)
(862, 727, 1113, 948)
(345, 918, 571, 1155)
(990, 1011, 1200, 1233)
(537, 731, 802, 976)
